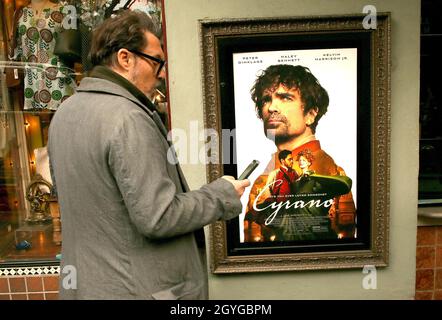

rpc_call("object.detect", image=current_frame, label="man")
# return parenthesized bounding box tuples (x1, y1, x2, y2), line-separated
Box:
(244, 64, 356, 242)
(48, 11, 249, 299)
(267, 150, 298, 198)
(252, 149, 298, 241)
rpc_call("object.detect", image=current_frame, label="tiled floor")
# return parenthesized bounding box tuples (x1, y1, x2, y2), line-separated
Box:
(415, 226, 442, 300)
(0, 275, 59, 300)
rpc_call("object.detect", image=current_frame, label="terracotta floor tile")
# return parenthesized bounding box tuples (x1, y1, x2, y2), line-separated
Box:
(0, 294, 11, 300)
(26, 277, 43, 292)
(9, 277, 26, 293)
(436, 269, 442, 289)
(28, 293, 45, 300)
(45, 292, 58, 300)
(434, 290, 442, 300)
(436, 246, 442, 268)
(415, 291, 433, 300)
(417, 226, 436, 246)
(0, 278, 9, 293)
(11, 293, 27, 300)
(438, 227, 442, 245)
(43, 276, 59, 292)
(416, 269, 434, 290)
(416, 247, 436, 269)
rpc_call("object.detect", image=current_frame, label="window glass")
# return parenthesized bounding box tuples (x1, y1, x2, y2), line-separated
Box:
(419, 0, 442, 205)
(1, 0, 166, 265)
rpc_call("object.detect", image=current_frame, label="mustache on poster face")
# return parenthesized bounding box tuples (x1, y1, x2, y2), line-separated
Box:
(264, 114, 287, 124)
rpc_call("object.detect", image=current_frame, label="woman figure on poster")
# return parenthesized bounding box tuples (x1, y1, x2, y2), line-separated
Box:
(296, 148, 315, 178)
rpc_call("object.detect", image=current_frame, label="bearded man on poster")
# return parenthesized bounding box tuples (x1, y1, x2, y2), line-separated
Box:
(244, 64, 356, 242)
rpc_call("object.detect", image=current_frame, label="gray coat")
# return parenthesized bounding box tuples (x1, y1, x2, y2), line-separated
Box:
(48, 77, 242, 299)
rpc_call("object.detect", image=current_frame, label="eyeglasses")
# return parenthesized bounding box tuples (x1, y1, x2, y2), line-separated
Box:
(128, 49, 166, 77)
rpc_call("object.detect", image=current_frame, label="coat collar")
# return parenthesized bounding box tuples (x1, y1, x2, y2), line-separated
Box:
(77, 77, 168, 139)
(88, 66, 156, 113)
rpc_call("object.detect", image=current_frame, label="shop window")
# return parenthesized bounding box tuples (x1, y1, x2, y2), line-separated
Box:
(0, 0, 166, 266)
(0, 0, 79, 265)
(419, 0, 442, 206)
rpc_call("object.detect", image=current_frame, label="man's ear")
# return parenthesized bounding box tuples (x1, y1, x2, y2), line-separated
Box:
(115, 48, 131, 71)
(306, 107, 318, 125)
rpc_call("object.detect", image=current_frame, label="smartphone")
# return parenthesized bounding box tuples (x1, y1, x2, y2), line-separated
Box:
(238, 160, 260, 180)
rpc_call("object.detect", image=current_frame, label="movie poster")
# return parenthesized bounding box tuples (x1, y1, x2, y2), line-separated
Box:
(233, 48, 358, 243)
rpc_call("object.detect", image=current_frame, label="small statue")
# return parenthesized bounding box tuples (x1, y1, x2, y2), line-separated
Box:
(25, 173, 53, 222)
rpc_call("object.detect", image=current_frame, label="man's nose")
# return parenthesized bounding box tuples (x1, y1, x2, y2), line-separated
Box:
(268, 100, 280, 113)
(157, 67, 166, 80)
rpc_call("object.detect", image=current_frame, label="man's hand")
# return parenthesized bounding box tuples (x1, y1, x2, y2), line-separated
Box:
(222, 176, 251, 197)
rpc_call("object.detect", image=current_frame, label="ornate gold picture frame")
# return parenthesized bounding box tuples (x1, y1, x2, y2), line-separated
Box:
(200, 14, 390, 273)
